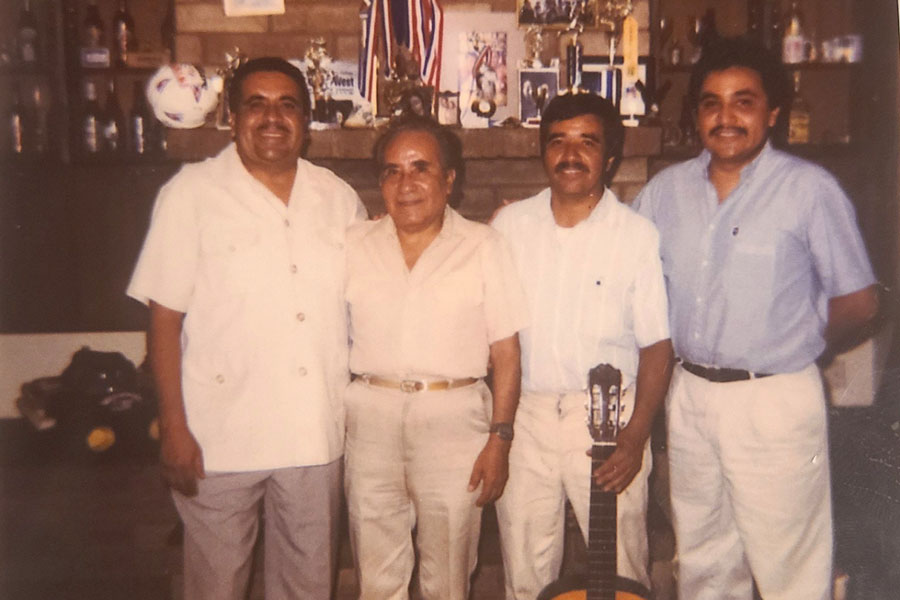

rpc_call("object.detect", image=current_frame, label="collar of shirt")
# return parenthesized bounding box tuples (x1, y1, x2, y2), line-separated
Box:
(696, 141, 773, 209)
(533, 186, 616, 232)
(376, 204, 461, 244)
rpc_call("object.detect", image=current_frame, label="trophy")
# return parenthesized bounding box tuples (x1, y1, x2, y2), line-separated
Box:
(523, 25, 545, 68)
(560, 3, 587, 92)
(215, 47, 248, 130)
(598, 0, 633, 63)
(305, 37, 338, 124)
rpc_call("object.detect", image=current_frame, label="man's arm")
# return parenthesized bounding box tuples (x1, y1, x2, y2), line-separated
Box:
(149, 300, 205, 496)
(468, 333, 521, 507)
(593, 338, 674, 493)
(822, 284, 881, 359)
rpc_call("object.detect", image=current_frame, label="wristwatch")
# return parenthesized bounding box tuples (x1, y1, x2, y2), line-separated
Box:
(489, 422, 514, 442)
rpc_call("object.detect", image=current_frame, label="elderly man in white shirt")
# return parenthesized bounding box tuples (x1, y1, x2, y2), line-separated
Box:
(343, 116, 528, 600)
(127, 58, 365, 600)
(491, 93, 674, 599)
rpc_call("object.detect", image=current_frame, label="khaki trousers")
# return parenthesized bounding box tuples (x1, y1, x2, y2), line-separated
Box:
(667, 364, 832, 600)
(343, 379, 492, 600)
(171, 461, 341, 600)
(495, 389, 652, 600)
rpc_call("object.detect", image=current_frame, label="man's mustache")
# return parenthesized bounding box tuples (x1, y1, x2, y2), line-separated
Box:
(256, 123, 291, 134)
(710, 126, 748, 136)
(554, 161, 589, 173)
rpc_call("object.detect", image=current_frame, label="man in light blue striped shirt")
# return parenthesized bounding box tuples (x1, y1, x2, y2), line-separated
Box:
(635, 37, 879, 600)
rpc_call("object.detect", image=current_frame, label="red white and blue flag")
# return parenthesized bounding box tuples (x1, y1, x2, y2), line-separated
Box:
(360, 0, 444, 104)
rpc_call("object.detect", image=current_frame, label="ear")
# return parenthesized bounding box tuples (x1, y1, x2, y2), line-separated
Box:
(605, 155, 616, 172)
(445, 168, 457, 189)
(229, 112, 236, 138)
(767, 106, 781, 128)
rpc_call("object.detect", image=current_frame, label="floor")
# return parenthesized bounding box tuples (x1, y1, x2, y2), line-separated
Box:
(1, 367, 898, 600)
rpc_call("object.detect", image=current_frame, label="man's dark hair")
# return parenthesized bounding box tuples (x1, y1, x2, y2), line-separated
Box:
(373, 115, 465, 206)
(688, 36, 790, 114)
(228, 57, 311, 116)
(539, 92, 625, 180)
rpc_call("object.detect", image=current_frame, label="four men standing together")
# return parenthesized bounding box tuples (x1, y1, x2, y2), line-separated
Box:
(130, 34, 879, 600)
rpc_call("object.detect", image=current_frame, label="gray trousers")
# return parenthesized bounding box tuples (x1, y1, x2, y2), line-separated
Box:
(172, 460, 342, 600)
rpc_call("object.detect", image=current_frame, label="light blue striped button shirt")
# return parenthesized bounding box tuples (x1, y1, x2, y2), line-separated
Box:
(634, 142, 876, 374)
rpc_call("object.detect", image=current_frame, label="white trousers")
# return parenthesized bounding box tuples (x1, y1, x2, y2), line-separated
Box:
(343, 379, 492, 600)
(668, 364, 833, 600)
(495, 390, 652, 600)
(171, 461, 342, 600)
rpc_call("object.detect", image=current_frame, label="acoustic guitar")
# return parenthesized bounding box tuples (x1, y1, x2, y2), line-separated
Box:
(537, 363, 650, 600)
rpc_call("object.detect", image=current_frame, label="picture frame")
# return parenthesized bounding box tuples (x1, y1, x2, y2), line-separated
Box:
(516, 0, 598, 29)
(223, 0, 285, 17)
(437, 91, 461, 126)
(440, 10, 525, 127)
(580, 55, 650, 118)
(518, 67, 559, 126)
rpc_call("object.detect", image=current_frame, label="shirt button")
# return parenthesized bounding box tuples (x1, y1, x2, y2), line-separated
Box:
(284, 219, 290, 227)
(290, 264, 298, 274)
(298, 367, 307, 377)
(215, 374, 225, 383)
(693, 333, 700, 340)
(695, 296, 702, 304)
(296, 312, 305, 322)
(701, 259, 709, 267)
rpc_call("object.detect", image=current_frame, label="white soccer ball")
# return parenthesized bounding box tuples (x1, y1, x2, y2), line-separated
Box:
(146, 64, 219, 129)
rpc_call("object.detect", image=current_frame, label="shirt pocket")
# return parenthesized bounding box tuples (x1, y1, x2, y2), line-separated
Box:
(198, 224, 264, 293)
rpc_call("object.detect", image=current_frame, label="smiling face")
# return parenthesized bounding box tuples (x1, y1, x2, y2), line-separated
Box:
(542, 114, 611, 203)
(696, 66, 780, 170)
(379, 130, 456, 235)
(230, 71, 307, 174)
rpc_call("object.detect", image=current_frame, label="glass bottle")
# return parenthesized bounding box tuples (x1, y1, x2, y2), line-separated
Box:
(782, 1, 806, 64)
(17, 0, 39, 65)
(31, 85, 48, 154)
(787, 71, 810, 144)
(112, 0, 137, 67)
(83, 0, 105, 49)
(82, 80, 102, 155)
(8, 86, 27, 155)
(130, 80, 153, 156)
(102, 80, 125, 153)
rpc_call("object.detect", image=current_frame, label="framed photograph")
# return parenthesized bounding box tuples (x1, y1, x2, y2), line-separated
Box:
(580, 55, 650, 117)
(519, 67, 559, 126)
(517, 0, 598, 29)
(440, 10, 525, 127)
(438, 91, 461, 126)
(223, 0, 285, 17)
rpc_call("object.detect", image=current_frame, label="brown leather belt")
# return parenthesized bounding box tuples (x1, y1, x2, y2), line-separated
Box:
(679, 360, 773, 383)
(354, 374, 480, 393)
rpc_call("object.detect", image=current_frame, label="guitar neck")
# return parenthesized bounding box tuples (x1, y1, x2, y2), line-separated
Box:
(587, 442, 617, 600)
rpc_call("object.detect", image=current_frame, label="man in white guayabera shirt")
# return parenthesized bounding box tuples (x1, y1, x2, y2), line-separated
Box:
(492, 92, 674, 599)
(128, 57, 365, 600)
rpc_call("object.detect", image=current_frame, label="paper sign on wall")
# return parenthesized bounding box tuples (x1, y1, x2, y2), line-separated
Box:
(224, 0, 285, 17)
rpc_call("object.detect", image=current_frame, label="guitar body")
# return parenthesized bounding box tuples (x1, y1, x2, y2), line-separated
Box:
(536, 574, 650, 600)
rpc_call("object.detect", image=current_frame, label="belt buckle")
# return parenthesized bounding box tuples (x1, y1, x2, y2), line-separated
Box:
(400, 379, 425, 393)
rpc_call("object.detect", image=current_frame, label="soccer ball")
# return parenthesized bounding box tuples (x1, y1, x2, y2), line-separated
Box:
(146, 64, 219, 129)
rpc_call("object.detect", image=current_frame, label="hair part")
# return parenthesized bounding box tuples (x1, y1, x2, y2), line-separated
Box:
(688, 36, 790, 115)
(228, 57, 311, 116)
(538, 92, 625, 182)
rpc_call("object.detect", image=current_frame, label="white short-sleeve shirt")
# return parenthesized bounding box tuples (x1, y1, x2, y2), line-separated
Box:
(128, 144, 366, 472)
(492, 188, 669, 392)
(346, 207, 529, 379)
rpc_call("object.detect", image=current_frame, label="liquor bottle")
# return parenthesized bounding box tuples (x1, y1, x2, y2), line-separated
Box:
(31, 85, 48, 154)
(160, 4, 176, 61)
(8, 87, 28, 155)
(112, 0, 137, 67)
(787, 71, 810, 144)
(83, 0, 105, 49)
(102, 80, 125, 153)
(130, 80, 153, 156)
(782, 1, 806, 64)
(81, 80, 102, 155)
(17, 0, 39, 65)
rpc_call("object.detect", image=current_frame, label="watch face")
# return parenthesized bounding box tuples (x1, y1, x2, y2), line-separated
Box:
(491, 423, 514, 441)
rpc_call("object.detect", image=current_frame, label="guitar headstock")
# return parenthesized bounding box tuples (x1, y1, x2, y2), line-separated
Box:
(587, 363, 622, 445)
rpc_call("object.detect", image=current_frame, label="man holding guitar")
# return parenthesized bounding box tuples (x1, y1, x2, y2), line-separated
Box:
(635, 37, 879, 599)
(492, 93, 674, 599)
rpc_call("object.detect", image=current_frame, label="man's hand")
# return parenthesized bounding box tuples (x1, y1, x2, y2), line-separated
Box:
(467, 436, 511, 506)
(590, 427, 644, 493)
(160, 424, 205, 497)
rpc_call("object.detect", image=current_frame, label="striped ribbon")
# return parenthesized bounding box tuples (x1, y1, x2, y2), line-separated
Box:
(360, 0, 444, 104)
